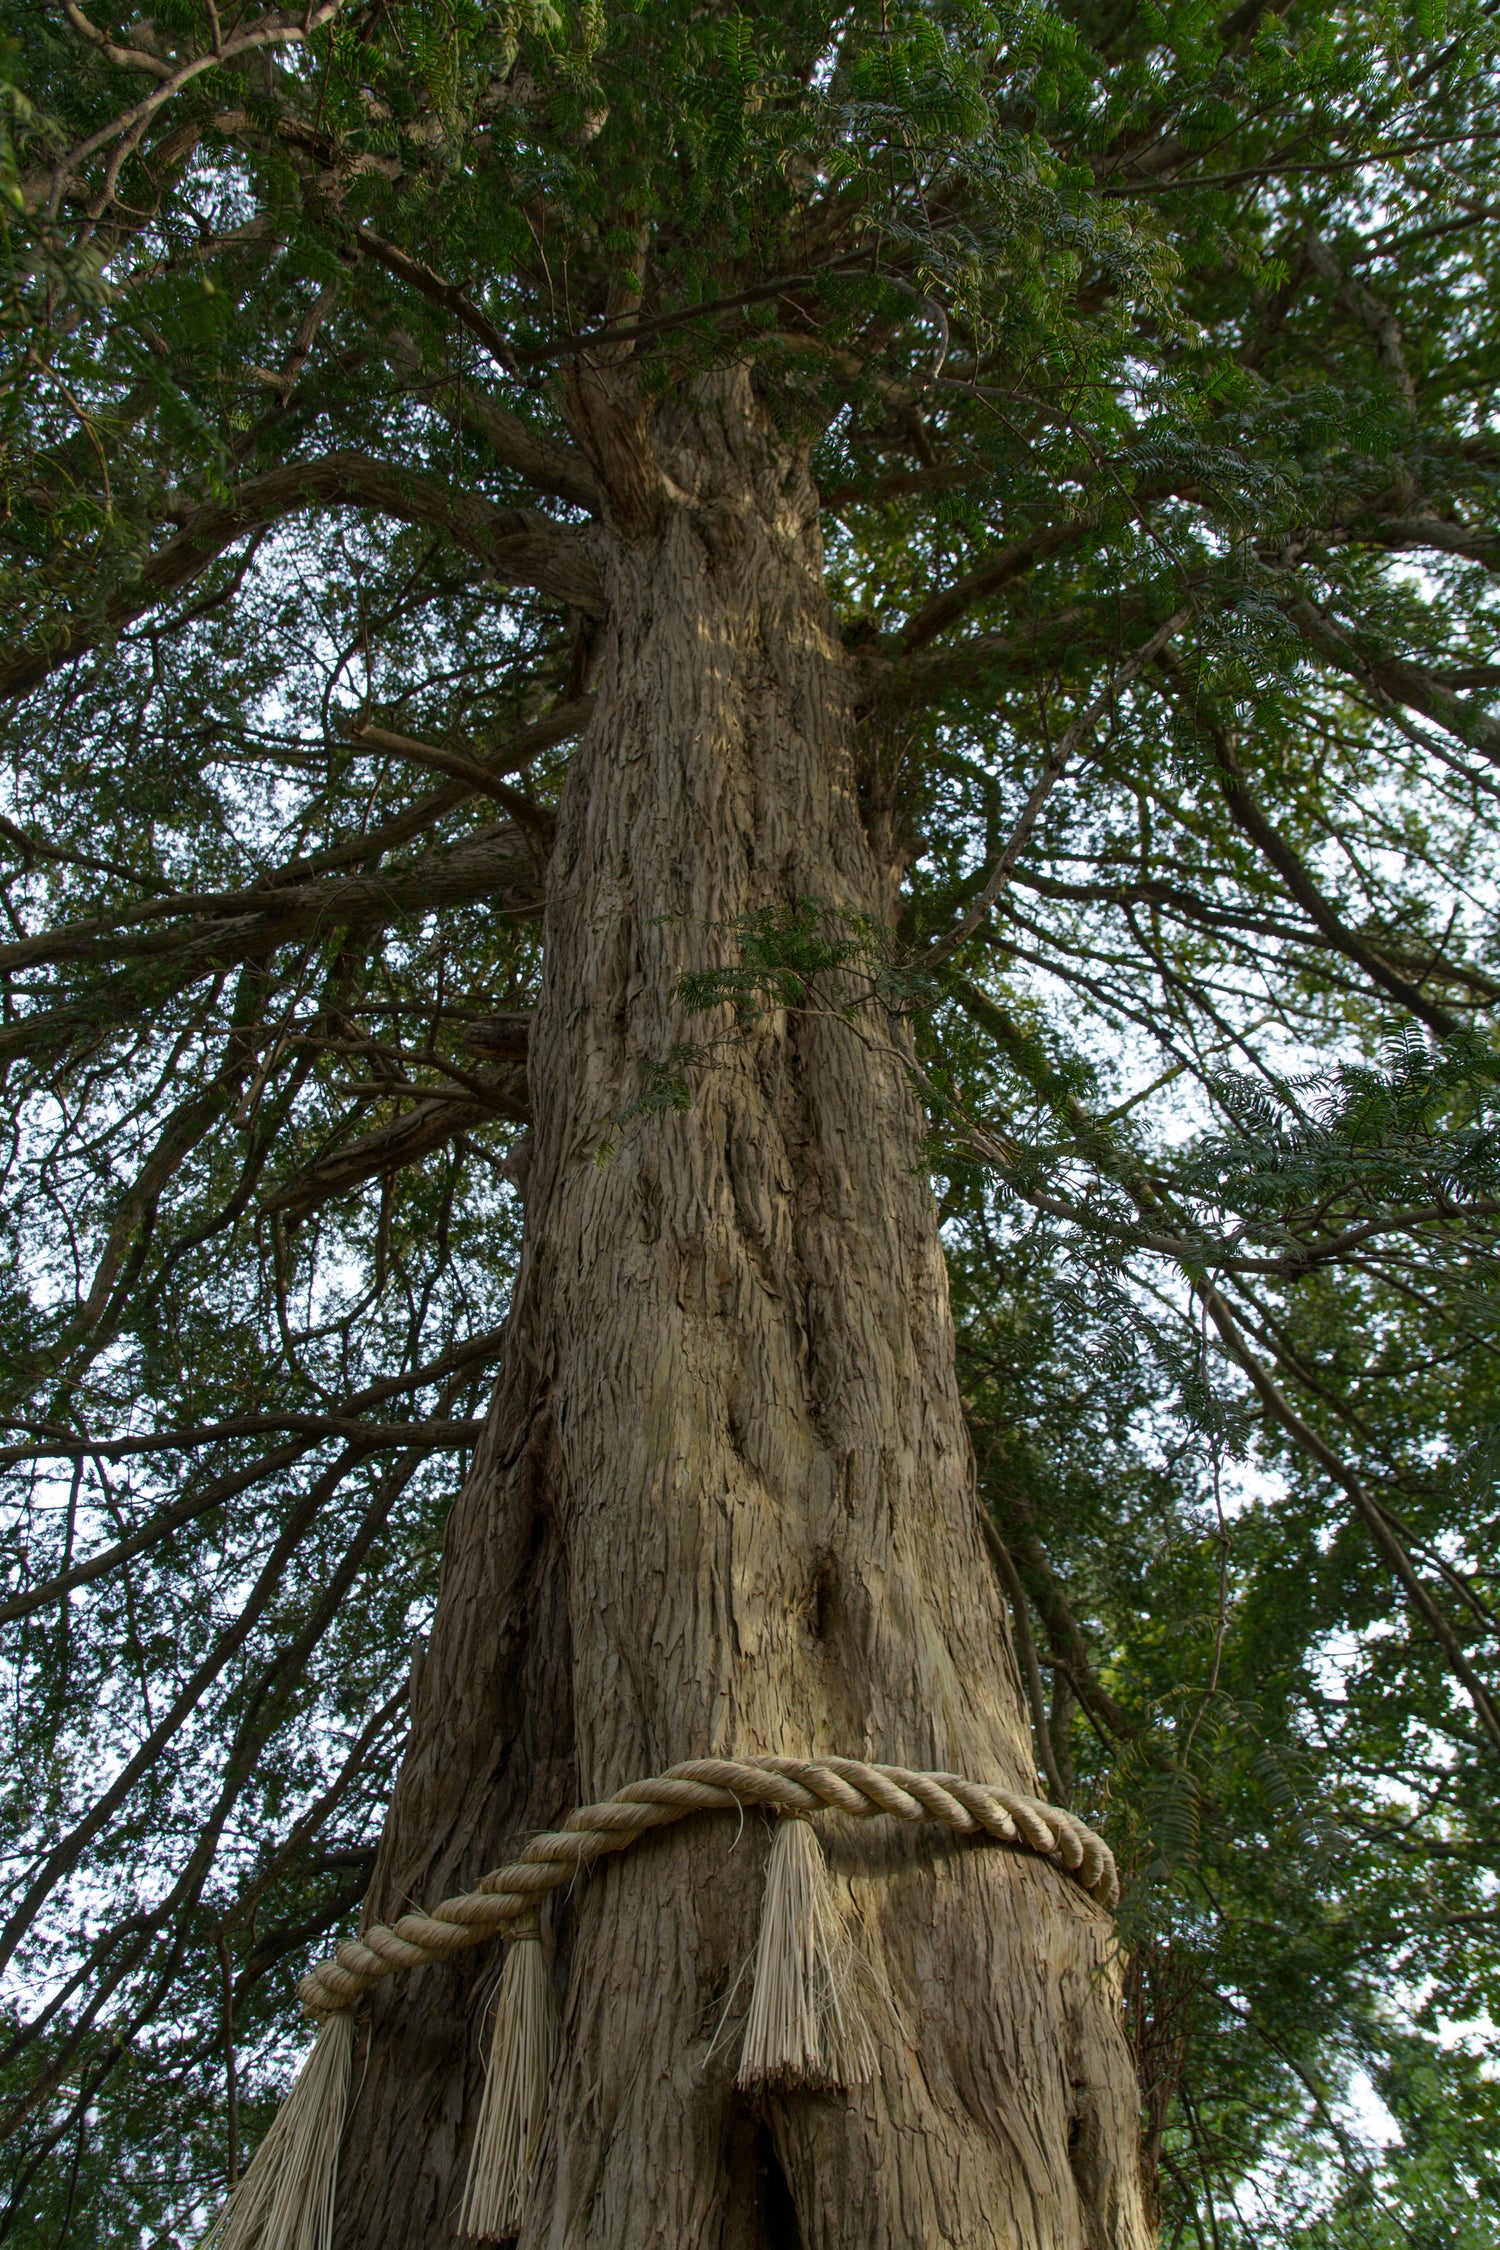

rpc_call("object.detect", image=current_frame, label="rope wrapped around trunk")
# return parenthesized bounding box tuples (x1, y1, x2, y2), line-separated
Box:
(300, 1753, 1116, 2018)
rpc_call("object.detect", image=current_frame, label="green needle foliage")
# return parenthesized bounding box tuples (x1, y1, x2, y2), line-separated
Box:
(0, 0, 1498, 2242)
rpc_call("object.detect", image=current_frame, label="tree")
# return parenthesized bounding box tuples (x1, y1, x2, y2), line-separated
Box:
(1, 2, 1499, 2245)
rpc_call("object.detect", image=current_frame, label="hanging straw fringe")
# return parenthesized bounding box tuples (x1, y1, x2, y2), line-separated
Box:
(737, 1816, 878, 2091)
(219, 1759, 1111, 2241)
(197, 2011, 354, 2250)
(459, 1930, 561, 2242)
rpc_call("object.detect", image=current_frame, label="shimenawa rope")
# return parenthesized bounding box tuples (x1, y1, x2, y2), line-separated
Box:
(299, 1753, 1117, 2016)
(202, 1754, 1116, 2250)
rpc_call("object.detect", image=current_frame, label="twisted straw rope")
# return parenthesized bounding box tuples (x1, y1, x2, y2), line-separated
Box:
(300, 1755, 1117, 2018)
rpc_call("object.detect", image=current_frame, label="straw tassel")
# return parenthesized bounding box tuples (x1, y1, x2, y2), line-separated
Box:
(197, 2010, 354, 2250)
(459, 1927, 561, 2241)
(737, 1815, 878, 2091)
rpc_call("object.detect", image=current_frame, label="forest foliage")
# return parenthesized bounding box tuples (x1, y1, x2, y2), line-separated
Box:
(1, 0, 1499, 2242)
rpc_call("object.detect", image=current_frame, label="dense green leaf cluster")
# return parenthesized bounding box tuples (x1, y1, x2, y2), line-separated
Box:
(0, 0, 1498, 2241)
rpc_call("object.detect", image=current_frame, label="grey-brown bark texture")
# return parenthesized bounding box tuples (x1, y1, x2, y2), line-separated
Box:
(335, 370, 1150, 2250)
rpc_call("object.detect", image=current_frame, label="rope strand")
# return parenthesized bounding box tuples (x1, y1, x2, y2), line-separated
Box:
(300, 1755, 1116, 2018)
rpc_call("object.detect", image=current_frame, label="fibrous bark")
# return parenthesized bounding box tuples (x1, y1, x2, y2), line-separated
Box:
(336, 370, 1149, 2250)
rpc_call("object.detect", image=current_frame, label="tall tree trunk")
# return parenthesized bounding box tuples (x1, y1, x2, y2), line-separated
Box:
(335, 371, 1150, 2250)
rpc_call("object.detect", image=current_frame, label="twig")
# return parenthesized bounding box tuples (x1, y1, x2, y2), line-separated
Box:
(919, 610, 1192, 969)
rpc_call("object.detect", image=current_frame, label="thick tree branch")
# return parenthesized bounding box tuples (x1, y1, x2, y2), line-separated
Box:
(1, 1415, 482, 1466)
(1008, 868, 1500, 1001)
(293, 695, 591, 879)
(897, 481, 1186, 654)
(899, 519, 1108, 655)
(1098, 127, 1500, 195)
(33, 4, 349, 219)
(0, 822, 547, 1063)
(868, 603, 1129, 715)
(1156, 656, 1459, 1034)
(1359, 512, 1500, 573)
(1286, 598, 1500, 764)
(0, 1322, 506, 1626)
(0, 454, 604, 704)
(1303, 237, 1416, 412)
(263, 1062, 530, 1221)
(340, 720, 556, 842)
(370, 286, 597, 513)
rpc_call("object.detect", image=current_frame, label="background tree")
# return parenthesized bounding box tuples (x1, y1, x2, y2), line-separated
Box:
(1, 0, 1499, 2244)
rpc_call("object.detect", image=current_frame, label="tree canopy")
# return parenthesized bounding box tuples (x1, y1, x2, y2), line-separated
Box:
(1, 0, 1499, 2241)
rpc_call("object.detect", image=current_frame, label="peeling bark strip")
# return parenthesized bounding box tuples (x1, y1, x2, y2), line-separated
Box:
(335, 370, 1150, 2250)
